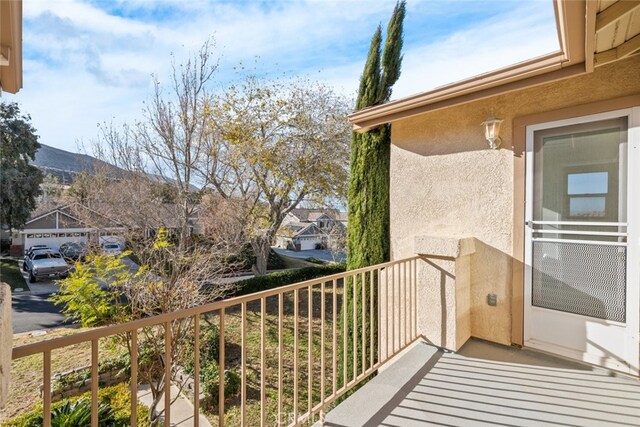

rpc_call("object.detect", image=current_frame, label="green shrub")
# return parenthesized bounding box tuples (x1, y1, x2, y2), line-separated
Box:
(99, 352, 131, 376)
(234, 264, 346, 296)
(5, 383, 150, 427)
(182, 322, 220, 376)
(201, 361, 241, 406)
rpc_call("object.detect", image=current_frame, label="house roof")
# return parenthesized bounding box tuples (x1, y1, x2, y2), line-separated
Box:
(24, 203, 125, 230)
(349, 0, 640, 131)
(290, 208, 346, 223)
(0, 0, 22, 94)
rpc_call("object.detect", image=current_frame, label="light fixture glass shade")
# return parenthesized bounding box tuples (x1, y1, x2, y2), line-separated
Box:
(481, 115, 503, 149)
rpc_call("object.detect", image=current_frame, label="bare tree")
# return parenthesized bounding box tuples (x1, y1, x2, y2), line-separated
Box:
(328, 223, 347, 263)
(52, 216, 243, 425)
(92, 39, 219, 251)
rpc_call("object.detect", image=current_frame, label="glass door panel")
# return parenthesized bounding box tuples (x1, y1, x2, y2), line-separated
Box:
(530, 118, 628, 322)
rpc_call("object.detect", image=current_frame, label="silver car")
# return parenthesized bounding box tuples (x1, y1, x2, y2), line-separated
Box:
(24, 249, 70, 282)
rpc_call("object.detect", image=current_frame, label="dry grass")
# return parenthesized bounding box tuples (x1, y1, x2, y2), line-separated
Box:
(2, 280, 370, 427)
(1, 327, 124, 422)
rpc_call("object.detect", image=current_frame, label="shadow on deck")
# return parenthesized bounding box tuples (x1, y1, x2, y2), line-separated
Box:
(322, 339, 640, 426)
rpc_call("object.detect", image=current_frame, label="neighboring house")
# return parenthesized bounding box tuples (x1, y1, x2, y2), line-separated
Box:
(10, 204, 126, 255)
(10, 203, 202, 256)
(349, 0, 640, 375)
(277, 208, 347, 250)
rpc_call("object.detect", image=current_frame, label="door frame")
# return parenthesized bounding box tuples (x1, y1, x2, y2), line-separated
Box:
(522, 107, 640, 375)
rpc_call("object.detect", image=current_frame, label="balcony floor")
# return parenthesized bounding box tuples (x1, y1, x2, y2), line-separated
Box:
(322, 339, 640, 426)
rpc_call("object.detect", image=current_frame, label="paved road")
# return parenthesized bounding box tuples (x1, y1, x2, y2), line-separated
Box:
(272, 248, 345, 263)
(12, 292, 69, 334)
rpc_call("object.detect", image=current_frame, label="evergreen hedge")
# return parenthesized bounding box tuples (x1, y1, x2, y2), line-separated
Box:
(233, 264, 346, 296)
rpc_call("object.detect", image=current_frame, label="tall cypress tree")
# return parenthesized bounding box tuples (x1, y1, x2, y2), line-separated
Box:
(348, 0, 405, 271)
(341, 0, 406, 390)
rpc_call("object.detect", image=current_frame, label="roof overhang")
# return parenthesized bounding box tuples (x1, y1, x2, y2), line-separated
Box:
(0, 0, 23, 94)
(349, 0, 591, 132)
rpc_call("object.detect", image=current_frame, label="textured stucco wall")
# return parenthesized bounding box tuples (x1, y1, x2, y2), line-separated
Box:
(0, 283, 11, 409)
(390, 55, 640, 345)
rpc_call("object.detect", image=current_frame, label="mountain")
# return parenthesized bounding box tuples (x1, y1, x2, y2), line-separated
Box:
(31, 144, 122, 184)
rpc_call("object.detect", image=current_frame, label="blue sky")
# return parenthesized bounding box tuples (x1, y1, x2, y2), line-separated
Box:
(8, 0, 559, 153)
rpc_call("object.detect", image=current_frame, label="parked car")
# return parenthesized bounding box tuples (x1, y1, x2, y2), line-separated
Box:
(101, 242, 123, 256)
(59, 242, 88, 262)
(24, 249, 70, 282)
(22, 245, 51, 271)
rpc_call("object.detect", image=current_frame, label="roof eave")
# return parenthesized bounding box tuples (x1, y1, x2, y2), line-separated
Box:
(349, 0, 587, 132)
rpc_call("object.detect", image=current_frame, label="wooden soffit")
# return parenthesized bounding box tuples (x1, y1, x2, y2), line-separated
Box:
(592, 0, 640, 67)
(0, 0, 23, 94)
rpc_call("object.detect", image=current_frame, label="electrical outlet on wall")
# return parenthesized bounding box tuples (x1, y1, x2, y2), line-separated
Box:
(487, 293, 497, 306)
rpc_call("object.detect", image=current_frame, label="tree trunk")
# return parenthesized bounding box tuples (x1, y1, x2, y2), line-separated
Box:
(251, 235, 272, 276)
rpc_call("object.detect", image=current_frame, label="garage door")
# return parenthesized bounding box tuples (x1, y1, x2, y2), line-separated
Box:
(299, 238, 318, 251)
(24, 232, 88, 251)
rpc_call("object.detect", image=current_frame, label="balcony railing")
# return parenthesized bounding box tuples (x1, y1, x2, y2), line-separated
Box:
(11, 256, 420, 426)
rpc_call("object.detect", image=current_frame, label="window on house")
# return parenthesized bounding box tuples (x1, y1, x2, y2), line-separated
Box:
(567, 171, 609, 218)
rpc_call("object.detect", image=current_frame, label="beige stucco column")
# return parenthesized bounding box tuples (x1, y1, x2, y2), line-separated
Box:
(0, 283, 11, 409)
(415, 236, 475, 352)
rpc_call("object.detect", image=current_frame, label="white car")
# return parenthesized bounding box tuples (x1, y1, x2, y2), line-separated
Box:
(101, 242, 123, 256)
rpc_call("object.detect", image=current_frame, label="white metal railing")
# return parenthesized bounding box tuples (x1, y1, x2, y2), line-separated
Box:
(11, 256, 420, 427)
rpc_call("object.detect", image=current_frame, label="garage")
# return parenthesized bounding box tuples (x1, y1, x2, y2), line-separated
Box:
(24, 231, 88, 251)
(298, 237, 319, 251)
(16, 205, 125, 254)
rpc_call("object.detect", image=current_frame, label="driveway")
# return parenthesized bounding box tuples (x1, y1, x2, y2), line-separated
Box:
(12, 292, 69, 333)
(11, 259, 68, 333)
(17, 259, 61, 295)
(272, 248, 345, 263)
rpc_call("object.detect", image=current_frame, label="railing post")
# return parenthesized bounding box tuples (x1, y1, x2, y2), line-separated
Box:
(242, 302, 247, 427)
(277, 295, 283, 426)
(261, 298, 266, 427)
(91, 339, 98, 427)
(131, 330, 138, 427)
(320, 281, 325, 416)
(43, 350, 51, 427)
(332, 278, 337, 397)
(193, 318, 199, 427)
(308, 286, 313, 417)
(294, 289, 299, 421)
(219, 309, 225, 426)
(164, 322, 171, 427)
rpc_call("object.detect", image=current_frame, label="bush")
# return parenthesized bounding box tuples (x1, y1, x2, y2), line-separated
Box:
(234, 264, 346, 296)
(218, 244, 286, 272)
(4, 383, 150, 427)
(182, 322, 220, 376)
(201, 361, 241, 405)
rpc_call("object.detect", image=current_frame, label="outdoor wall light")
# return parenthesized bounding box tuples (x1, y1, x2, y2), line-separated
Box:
(482, 114, 503, 149)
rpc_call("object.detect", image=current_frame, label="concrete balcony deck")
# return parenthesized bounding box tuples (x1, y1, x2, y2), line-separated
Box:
(322, 339, 640, 426)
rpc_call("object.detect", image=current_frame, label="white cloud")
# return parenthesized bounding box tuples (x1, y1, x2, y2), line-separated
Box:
(8, 0, 558, 153)
(317, 1, 559, 100)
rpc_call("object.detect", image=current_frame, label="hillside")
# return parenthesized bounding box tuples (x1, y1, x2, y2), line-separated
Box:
(31, 144, 122, 184)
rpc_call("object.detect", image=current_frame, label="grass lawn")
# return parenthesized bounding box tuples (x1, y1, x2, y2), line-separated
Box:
(277, 254, 321, 269)
(0, 257, 26, 291)
(0, 328, 123, 423)
(201, 281, 361, 427)
(3, 279, 367, 426)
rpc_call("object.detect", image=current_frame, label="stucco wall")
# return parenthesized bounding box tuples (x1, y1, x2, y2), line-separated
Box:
(389, 55, 640, 345)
